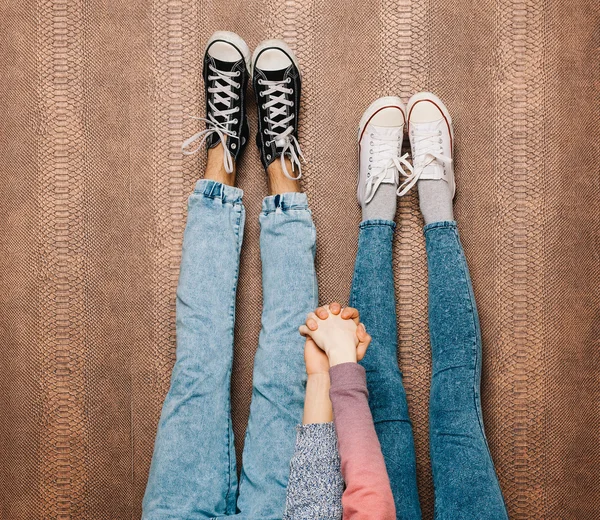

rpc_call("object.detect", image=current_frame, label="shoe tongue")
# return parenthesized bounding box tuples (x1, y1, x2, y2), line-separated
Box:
(412, 120, 445, 176)
(411, 118, 444, 134)
(208, 57, 240, 125)
(260, 67, 288, 82)
(211, 55, 240, 71)
(260, 68, 291, 146)
(371, 125, 402, 138)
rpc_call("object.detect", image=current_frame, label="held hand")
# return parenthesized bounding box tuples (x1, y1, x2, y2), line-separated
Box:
(299, 303, 372, 366)
(304, 337, 330, 376)
(314, 302, 359, 326)
(312, 303, 370, 360)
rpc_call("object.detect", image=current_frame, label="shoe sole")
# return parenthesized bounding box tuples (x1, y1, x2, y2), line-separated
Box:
(251, 39, 301, 79)
(358, 96, 406, 142)
(407, 91, 455, 198)
(206, 31, 252, 74)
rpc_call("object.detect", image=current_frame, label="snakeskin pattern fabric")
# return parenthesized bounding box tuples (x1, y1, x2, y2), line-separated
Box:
(0, 0, 598, 518)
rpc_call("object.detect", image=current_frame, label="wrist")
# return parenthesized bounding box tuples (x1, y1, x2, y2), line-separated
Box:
(303, 373, 332, 424)
(328, 349, 357, 367)
(307, 372, 331, 384)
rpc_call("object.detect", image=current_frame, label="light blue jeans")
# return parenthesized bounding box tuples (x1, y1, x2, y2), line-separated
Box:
(352, 219, 508, 520)
(142, 180, 317, 520)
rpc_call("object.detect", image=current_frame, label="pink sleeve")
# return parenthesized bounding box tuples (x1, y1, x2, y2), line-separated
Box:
(329, 362, 396, 520)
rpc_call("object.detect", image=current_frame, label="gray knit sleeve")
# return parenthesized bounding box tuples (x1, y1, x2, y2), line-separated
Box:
(283, 422, 344, 520)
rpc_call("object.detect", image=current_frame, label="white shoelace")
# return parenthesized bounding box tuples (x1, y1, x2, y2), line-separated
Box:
(365, 130, 412, 203)
(397, 129, 452, 196)
(259, 77, 305, 180)
(181, 64, 241, 173)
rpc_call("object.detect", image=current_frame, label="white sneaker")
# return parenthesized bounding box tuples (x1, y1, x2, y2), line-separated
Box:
(400, 92, 454, 197)
(357, 96, 412, 205)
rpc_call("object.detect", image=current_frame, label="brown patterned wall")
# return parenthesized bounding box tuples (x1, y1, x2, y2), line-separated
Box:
(0, 0, 598, 518)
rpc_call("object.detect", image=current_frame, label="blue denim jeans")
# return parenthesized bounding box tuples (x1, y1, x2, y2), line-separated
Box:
(351, 219, 508, 520)
(142, 180, 317, 520)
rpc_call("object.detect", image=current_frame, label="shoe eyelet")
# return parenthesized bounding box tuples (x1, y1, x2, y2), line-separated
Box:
(258, 79, 264, 85)
(263, 116, 268, 122)
(438, 138, 442, 143)
(286, 77, 291, 83)
(235, 71, 240, 77)
(264, 129, 268, 134)
(369, 157, 373, 162)
(265, 140, 270, 146)
(235, 83, 241, 89)
(368, 165, 371, 170)
(370, 141, 373, 146)
(370, 133, 374, 138)
(262, 103, 266, 109)
(232, 119, 238, 124)
(259, 91, 264, 97)
(266, 154, 271, 160)
(231, 143, 237, 149)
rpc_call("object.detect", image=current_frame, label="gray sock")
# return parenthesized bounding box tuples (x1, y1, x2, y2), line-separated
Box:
(362, 183, 397, 222)
(417, 179, 454, 225)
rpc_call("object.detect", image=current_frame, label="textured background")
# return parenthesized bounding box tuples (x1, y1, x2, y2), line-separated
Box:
(1, 0, 599, 518)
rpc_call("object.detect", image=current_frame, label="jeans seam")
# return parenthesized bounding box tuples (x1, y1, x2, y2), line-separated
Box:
(349, 239, 360, 308)
(452, 229, 483, 433)
(423, 220, 457, 233)
(224, 205, 243, 513)
(358, 220, 396, 230)
(193, 181, 244, 207)
(311, 223, 318, 307)
(261, 206, 310, 216)
(452, 227, 505, 504)
(198, 194, 243, 208)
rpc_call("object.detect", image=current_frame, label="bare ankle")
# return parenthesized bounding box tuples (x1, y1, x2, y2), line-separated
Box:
(267, 156, 301, 195)
(204, 144, 236, 186)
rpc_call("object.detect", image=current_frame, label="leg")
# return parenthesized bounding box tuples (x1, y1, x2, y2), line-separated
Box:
(142, 180, 245, 519)
(425, 221, 508, 520)
(235, 191, 317, 520)
(402, 92, 507, 519)
(230, 40, 313, 520)
(354, 96, 421, 519)
(350, 220, 422, 520)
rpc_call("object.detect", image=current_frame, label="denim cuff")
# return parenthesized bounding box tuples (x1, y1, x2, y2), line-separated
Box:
(359, 219, 396, 230)
(194, 179, 244, 205)
(262, 192, 309, 214)
(423, 220, 457, 234)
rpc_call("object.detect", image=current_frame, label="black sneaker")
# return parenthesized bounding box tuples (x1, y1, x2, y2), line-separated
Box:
(252, 40, 304, 180)
(182, 31, 251, 173)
